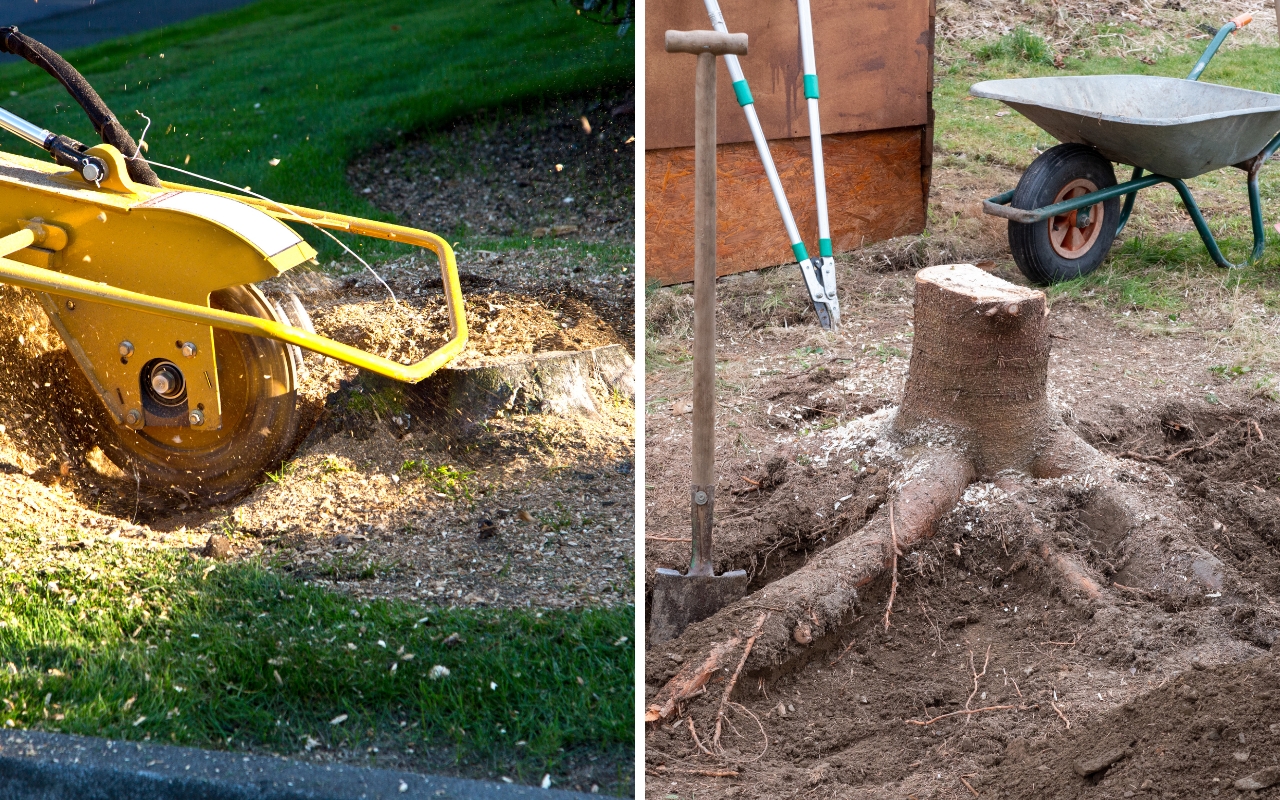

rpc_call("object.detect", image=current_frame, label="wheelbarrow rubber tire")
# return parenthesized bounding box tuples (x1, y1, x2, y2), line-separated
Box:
(1009, 143, 1120, 285)
(73, 284, 301, 505)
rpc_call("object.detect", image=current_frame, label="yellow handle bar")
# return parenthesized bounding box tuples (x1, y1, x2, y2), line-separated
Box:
(0, 198, 469, 384)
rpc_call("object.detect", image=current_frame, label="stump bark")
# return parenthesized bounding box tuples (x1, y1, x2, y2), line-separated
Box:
(896, 264, 1051, 475)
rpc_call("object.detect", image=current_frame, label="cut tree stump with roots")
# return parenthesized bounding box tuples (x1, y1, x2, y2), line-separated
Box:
(647, 264, 1160, 722)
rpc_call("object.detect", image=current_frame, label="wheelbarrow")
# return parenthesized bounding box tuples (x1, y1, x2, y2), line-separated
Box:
(972, 14, 1280, 284)
(0, 28, 467, 502)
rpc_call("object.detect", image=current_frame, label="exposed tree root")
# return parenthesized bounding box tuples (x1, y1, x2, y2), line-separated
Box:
(646, 448, 973, 720)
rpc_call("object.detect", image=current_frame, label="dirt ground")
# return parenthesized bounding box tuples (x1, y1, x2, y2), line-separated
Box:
(349, 88, 634, 244)
(643, 139, 1280, 797)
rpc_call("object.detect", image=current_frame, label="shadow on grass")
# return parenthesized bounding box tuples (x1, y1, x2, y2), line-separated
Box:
(0, 528, 633, 791)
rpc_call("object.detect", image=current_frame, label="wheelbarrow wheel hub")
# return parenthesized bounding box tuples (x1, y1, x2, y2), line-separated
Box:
(1049, 178, 1105, 259)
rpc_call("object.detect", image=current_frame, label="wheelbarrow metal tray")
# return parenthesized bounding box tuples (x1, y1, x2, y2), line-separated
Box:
(971, 75, 1280, 179)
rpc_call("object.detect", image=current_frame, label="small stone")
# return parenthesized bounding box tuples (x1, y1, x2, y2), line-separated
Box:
(1191, 656, 1205, 670)
(775, 702, 787, 717)
(1074, 745, 1128, 777)
(787, 703, 796, 713)
(442, 632, 461, 647)
(1233, 750, 1250, 762)
(1235, 766, 1280, 791)
(333, 533, 351, 547)
(793, 622, 813, 645)
(859, 695, 869, 704)
(200, 534, 231, 560)
(1140, 778, 1153, 790)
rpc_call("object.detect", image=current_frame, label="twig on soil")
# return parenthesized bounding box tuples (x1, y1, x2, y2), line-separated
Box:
(667, 767, 740, 777)
(647, 536, 692, 543)
(688, 717, 712, 756)
(905, 705, 1017, 725)
(829, 636, 859, 666)
(960, 775, 981, 798)
(965, 644, 992, 716)
(713, 613, 768, 749)
(918, 599, 944, 649)
(884, 499, 899, 633)
(1051, 699, 1071, 729)
(1113, 582, 1155, 599)
(722, 701, 769, 764)
(1121, 431, 1222, 463)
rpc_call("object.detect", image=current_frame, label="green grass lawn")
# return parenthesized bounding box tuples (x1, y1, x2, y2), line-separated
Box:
(0, 0, 633, 260)
(0, 527, 633, 789)
(934, 35, 1280, 325)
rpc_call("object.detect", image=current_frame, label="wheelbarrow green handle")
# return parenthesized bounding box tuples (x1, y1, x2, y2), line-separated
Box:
(1187, 15, 1251, 81)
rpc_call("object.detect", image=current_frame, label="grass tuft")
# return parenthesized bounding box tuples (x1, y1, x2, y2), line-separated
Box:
(975, 27, 1055, 66)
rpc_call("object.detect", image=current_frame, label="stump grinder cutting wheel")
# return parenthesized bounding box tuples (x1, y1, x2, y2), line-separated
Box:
(0, 27, 468, 503)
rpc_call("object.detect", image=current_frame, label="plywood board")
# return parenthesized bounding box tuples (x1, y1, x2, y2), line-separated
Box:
(646, 127, 928, 285)
(646, 0, 931, 150)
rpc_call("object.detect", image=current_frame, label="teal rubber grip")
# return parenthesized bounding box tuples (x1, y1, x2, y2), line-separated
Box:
(819, 238, 832, 258)
(803, 74, 819, 99)
(791, 242, 809, 263)
(732, 79, 753, 107)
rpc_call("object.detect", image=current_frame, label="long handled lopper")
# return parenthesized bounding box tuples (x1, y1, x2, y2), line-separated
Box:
(700, 0, 839, 329)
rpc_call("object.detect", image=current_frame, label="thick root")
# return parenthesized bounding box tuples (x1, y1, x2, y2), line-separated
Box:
(646, 448, 974, 720)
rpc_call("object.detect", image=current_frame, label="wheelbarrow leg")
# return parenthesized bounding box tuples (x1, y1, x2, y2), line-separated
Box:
(1168, 177, 1265, 269)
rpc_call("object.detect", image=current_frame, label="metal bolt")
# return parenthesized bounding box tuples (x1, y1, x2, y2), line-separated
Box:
(151, 370, 176, 397)
(125, 409, 142, 426)
(81, 161, 103, 183)
(694, 490, 709, 506)
(118, 341, 134, 358)
(180, 341, 198, 358)
(188, 409, 204, 426)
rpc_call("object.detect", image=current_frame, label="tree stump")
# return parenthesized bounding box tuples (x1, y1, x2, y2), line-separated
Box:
(646, 265, 1123, 720)
(895, 263, 1050, 475)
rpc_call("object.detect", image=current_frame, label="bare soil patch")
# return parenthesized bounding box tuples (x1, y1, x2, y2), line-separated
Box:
(350, 88, 634, 243)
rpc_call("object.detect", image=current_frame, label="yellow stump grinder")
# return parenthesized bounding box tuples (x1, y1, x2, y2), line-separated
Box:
(0, 28, 467, 502)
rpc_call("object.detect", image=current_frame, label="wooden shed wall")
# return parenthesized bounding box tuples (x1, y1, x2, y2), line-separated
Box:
(645, 0, 935, 284)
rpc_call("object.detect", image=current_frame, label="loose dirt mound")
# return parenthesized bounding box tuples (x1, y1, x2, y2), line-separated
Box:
(984, 651, 1280, 798)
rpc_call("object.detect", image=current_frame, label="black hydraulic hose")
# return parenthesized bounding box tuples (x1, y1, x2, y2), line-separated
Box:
(0, 26, 161, 187)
